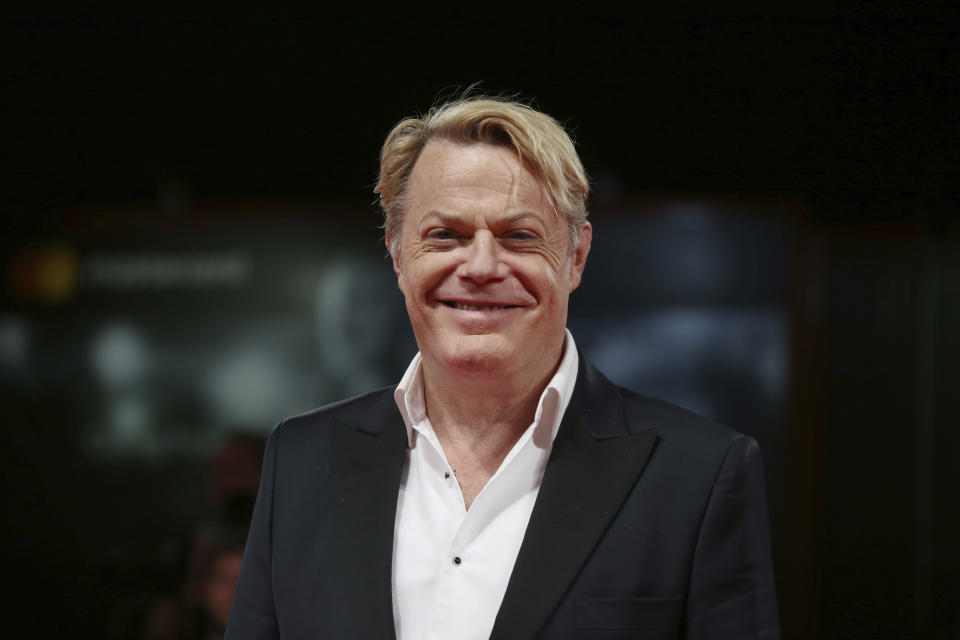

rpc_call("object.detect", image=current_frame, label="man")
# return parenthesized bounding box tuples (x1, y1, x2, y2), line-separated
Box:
(226, 95, 780, 639)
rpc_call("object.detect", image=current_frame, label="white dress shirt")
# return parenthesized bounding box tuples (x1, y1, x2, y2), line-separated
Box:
(391, 330, 579, 640)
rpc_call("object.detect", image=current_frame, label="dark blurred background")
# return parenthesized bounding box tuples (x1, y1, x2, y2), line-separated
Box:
(3, 5, 958, 639)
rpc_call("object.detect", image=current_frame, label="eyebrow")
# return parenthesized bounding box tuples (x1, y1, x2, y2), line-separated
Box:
(419, 211, 544, 227)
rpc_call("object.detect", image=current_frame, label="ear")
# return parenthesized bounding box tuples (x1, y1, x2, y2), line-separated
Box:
(386, 230, 405, 294)
(568, 222, 592, 292)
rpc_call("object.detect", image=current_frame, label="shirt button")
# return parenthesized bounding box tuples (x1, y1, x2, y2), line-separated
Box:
(444, 471, 450, 479)
(453, 556, 462, 566)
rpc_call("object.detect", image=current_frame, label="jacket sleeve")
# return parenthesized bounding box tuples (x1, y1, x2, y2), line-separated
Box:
(683, 435, 781, 639)
(225, 425, 282, 640)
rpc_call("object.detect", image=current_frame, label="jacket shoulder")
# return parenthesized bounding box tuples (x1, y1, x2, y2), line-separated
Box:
(272, 385, 397, 441)
(617, 386, 748, 452)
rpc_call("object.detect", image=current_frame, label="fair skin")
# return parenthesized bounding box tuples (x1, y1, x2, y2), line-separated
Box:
(388, 140, 591, 508)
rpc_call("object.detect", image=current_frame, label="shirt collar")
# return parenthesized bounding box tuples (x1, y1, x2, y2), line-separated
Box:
(393, 329, 580, 449)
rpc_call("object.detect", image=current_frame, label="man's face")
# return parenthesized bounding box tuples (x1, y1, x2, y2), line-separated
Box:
(390, 140, 591, 380)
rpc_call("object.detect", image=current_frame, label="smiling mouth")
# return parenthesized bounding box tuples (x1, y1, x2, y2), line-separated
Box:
(443, 301, 517, 311)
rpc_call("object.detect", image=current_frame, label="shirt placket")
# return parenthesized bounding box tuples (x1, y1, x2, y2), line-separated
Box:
(417, 429, 468, 640)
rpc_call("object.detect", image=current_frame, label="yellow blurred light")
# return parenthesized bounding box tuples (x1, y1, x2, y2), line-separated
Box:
(7, 243, 79, 303)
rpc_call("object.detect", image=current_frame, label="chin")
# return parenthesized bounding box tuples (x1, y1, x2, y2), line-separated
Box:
(442, 338, 514, 376)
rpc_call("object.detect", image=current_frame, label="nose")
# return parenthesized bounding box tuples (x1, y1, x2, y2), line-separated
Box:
(457, 231, 504, 283)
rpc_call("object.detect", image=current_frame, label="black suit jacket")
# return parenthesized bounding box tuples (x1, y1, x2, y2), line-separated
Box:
(226, 356, 780, 639)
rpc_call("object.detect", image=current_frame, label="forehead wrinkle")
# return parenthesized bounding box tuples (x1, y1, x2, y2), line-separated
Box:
(500, 211, 547, 227)
(406, 141, 559, 232)
(416, 209, 549, 233)
(426, 142, 538, 201)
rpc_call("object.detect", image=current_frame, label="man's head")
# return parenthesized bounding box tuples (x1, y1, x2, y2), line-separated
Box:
(376, 96, 590, 258)
(376, 95, 592, 382)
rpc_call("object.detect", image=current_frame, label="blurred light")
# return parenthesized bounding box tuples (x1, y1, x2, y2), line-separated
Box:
(90, 323, 150, 390)
(206, 346, 295, 428)
(0, 315, 30, 375)
(108, 395, 151, 444)
(6, 243, 78, 303)
(84, 252, 251, 289)
(586, 308, 787, 420)
(315, 256, 397, 362)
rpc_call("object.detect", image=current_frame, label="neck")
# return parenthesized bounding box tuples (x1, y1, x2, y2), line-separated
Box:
(423, 366, 552, 441)
(418, 347, 564, 508)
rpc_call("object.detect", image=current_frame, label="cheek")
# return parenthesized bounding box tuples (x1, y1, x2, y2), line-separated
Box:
(534, 252, 571, 290)
(525, 239, 570, 284)
(401, 256, 450, 297)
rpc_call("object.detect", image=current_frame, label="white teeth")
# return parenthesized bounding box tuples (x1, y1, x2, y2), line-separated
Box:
(454, 303, 507, 311)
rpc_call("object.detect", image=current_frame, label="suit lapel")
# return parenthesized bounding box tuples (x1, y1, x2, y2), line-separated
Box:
(490, 357, 658, 640)
(329, 389, 407, 639)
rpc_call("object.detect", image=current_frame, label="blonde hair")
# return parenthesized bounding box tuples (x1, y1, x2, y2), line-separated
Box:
(375, 95, 589, 256)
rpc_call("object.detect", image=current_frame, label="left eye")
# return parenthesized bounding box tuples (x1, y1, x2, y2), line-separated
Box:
(504, 231, 535, 240)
